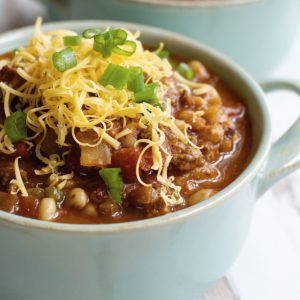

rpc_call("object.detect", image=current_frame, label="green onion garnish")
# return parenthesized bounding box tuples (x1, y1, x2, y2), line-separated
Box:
(28, 187, 45, 198)
(99, 168, 123, 204)
(134, 83, 158, 103)
(100, 63, 130, 90)
(177, 62, 194, 81)
(145, 98, 162, 109)
(52, 47, 77, 72)
(110, 29, 127, 46)
(4, 111, 27, 143)
(91, 28, 136, 58)
(93, 31, 114, 58)
(63, 35, 81, 46)
(127, 67, 145, 93)
(82, 28, 102, 39)
(12, 48, 19, 57)
(156, 48, 176, 67)
(44, 186, 65, 203)
(157, 49, 170, 59)
(113, 40, 137, 57)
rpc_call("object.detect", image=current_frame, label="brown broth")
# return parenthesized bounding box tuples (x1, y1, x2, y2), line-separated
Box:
(0, 52, 252, 224)
(56, 81, 252, 224)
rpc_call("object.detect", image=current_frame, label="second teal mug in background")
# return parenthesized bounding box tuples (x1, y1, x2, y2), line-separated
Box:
(39, 0, 300, 78)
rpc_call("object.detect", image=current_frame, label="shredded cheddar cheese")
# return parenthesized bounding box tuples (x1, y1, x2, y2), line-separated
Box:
(10, 156, 28, 196)
(0, 17, 221, 206)
(0, 125, 15, 154)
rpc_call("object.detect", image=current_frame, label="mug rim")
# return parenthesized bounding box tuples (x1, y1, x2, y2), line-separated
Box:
(125, 0, 261, 8)
(0, 20, 272, 233)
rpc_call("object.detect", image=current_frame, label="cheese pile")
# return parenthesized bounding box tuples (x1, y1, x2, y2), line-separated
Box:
(0, 18, 220, 206)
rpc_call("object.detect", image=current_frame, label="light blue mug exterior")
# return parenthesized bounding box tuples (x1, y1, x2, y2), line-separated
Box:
(0, 21, 299, 300)
(38, 0, 300, 77)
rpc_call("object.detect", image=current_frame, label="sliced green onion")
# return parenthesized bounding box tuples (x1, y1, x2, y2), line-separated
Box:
(90, 28, 136, 58)
(63, 35, 81, 46)
(12, 48, 19, 57)
(170, 60, 177, 69)
(147, 98, 162, 108)
(157, 49, 170, 59)
(44, 186, 65, 203)
(28, 187, 44, 199)
(52, 47, 77, 72)
(93, 29, 127, 58)
(4, 111, 27, 143)
(93, 31, 113, 58)
(99, 168, 123, 204)
(100, 63, 130, 90)
(127, 67, 145, 93)
(156, 48, 176, 68)
(177, 62, 194, 81)
(82, 28, 102, 39)
(113, 40, 137, 57)
(134, 83, 158, 103)
(110, 29, 127, 46)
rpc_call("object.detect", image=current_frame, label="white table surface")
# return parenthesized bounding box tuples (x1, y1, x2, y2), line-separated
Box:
(225, 21, 300, 300)
(1, 1, 300, 299)
(201, 22, 300, 300)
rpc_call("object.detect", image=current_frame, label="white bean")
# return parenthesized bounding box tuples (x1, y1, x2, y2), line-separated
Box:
(37, 197, 57, 221)
(65, 188, 89, 209)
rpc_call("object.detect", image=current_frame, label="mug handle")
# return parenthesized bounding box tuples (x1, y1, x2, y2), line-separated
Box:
(256, 80, 300, 197)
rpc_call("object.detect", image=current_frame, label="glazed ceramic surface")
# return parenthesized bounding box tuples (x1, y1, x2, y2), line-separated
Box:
(39, 0, 300, 77)
(0, 21, 300, 300)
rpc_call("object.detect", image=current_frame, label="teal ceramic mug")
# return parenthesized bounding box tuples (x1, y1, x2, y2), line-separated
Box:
(0, 21, 299, 300)
(39, 0, 300, 77)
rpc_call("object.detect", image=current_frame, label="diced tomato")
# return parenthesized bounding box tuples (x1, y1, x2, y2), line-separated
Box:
(111, 146, 171, 182)
(111, 147, 141, 182)
(140, 149, 153, 172)
(18, 196, 39, 218)
(13, 142, 30, 158)
(0, 192, 18, 213)
(140, 147, 169, 172)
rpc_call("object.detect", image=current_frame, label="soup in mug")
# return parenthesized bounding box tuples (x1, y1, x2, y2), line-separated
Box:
(0, 19, 251, 223)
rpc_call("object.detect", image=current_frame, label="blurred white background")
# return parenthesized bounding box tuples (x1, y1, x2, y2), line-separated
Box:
(0, 0, 46, 32)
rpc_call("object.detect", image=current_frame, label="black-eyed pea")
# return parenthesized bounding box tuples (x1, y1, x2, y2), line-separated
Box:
(65, 188, 89, 209)
(82, 203, 98, 217)
(63, 179, 77, 190)
(37, 197, 57, 221)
